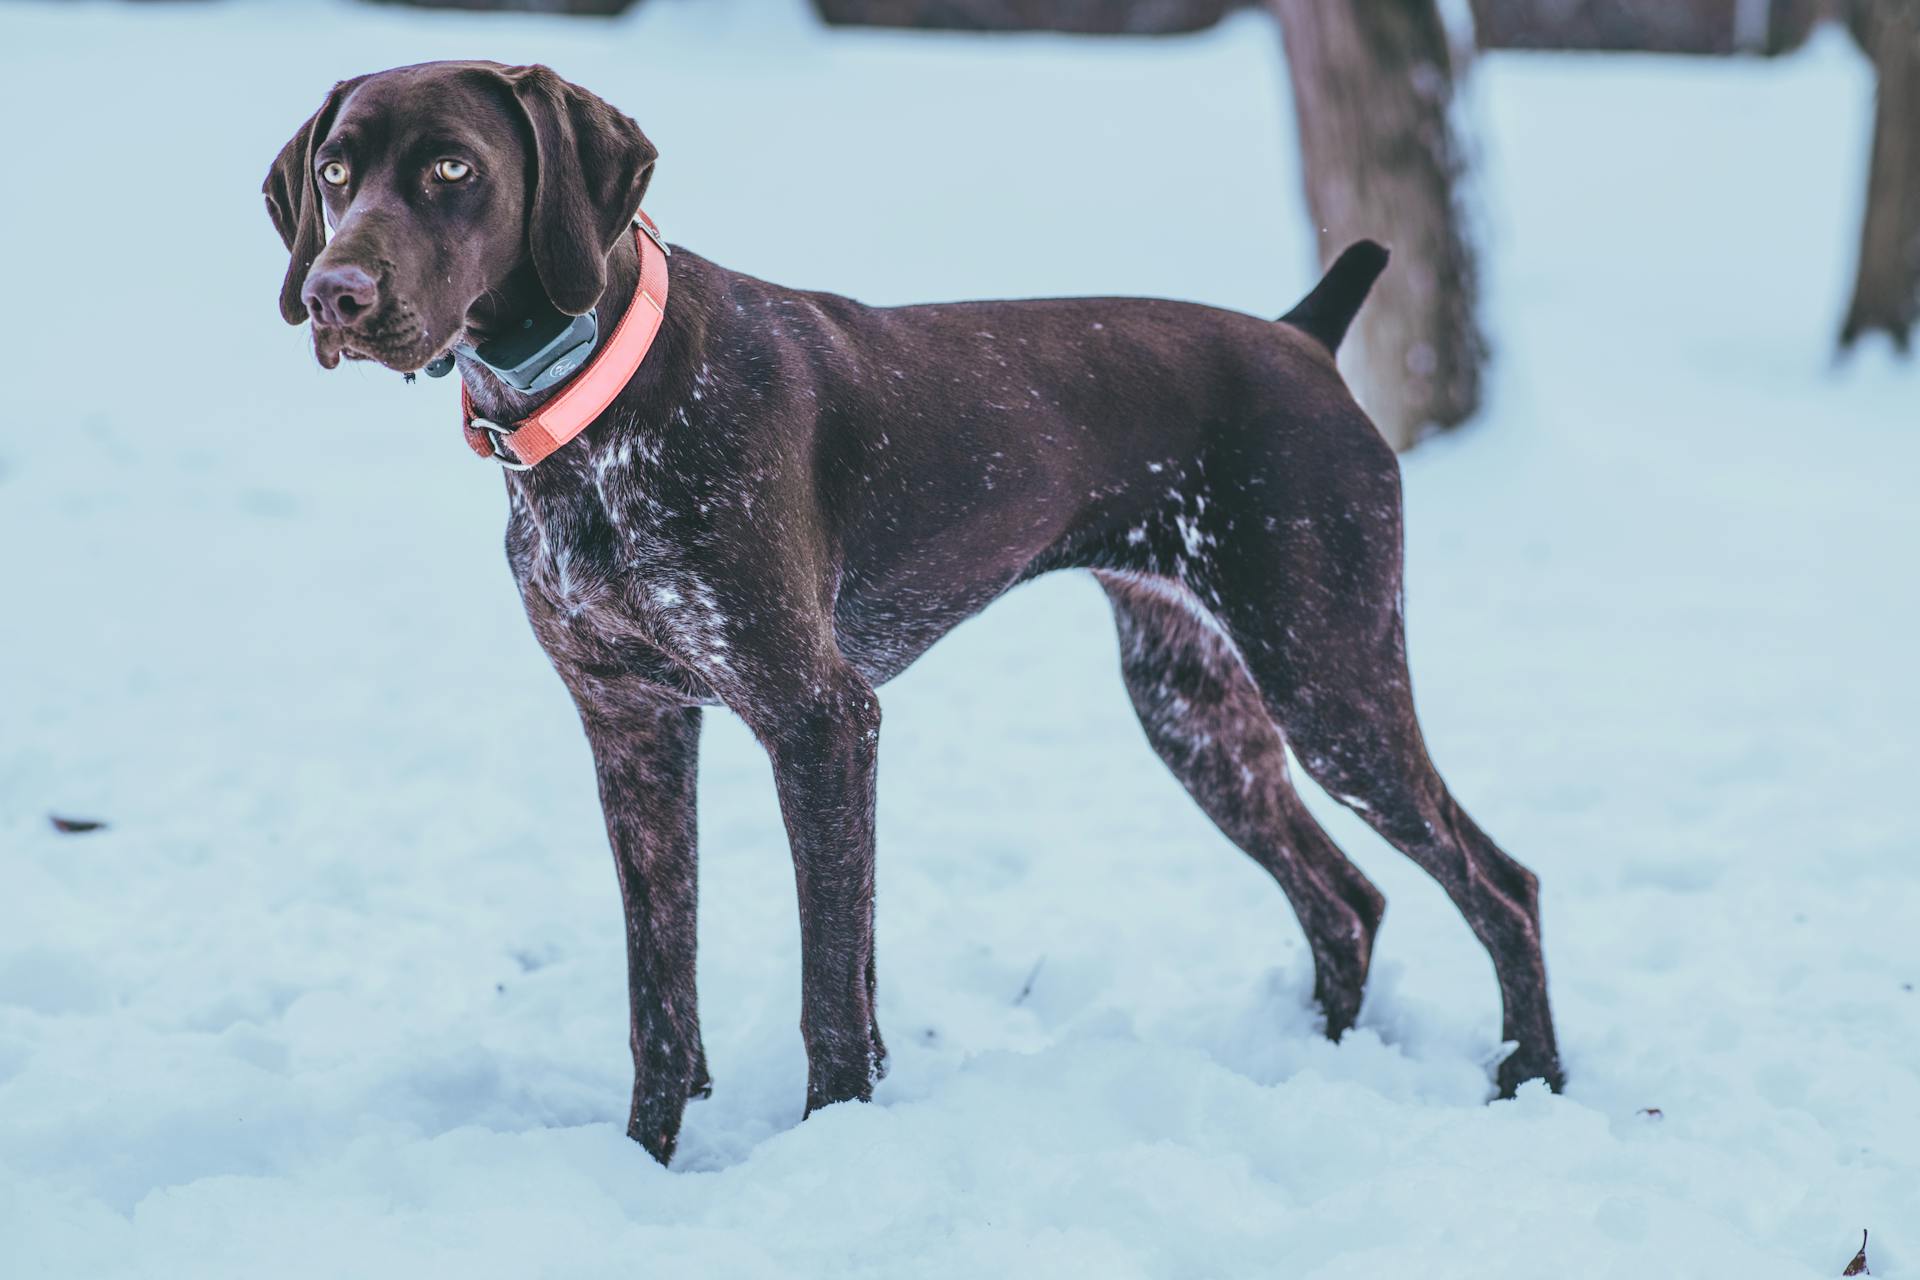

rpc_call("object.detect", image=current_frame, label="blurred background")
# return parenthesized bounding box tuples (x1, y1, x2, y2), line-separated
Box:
(2, 1, 1915, 1277)
(172, 0, 1919, 451)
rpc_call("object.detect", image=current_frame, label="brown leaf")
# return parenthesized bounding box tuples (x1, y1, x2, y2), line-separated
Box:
(48, 814, 108, 835)
(1843, 1229, 1871, 1276)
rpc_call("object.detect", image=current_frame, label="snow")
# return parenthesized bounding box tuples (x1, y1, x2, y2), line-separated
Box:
(2, 2, 1916, 1276)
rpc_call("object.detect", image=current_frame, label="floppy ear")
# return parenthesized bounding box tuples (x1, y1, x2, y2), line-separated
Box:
(262, 77, 366, 325)
(505, 65, 658, 316)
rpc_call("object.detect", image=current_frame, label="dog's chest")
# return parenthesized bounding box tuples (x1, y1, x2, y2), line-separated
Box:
(504, 439, 730, 706)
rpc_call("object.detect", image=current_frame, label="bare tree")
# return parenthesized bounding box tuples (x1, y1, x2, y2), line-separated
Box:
(1271, 0, 1483, 450)
(1842, 0, 1920, 352)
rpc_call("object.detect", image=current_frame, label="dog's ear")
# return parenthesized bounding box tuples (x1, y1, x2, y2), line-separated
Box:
(263, 77, 366, 325)
(505, 65, 657, 316)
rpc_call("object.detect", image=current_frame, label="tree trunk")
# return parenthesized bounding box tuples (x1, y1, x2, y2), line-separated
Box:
(1271, 0, 1485, 450)
(1842, 0, 1920, 353)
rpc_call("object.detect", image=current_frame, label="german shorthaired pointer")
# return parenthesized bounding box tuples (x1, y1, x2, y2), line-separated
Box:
(265, 60, 1563, 1165)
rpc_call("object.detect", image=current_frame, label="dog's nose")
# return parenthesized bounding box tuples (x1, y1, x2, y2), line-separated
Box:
(303, 265, 379, 328)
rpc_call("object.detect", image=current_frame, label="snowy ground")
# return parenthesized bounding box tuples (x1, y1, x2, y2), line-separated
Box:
(2, 1, 1916, 1276)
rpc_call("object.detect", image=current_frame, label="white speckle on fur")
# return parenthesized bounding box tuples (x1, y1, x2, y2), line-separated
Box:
(1175, 512, 1208, 558)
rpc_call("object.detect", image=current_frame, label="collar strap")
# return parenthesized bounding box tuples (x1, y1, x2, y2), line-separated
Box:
(461, 213, 670, 470)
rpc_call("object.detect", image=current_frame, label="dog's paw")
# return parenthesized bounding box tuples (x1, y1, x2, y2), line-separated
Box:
(802, 1059, 879, 1118)
(626, 1117, 679, 1166)
(1313, 975, 1367, 1043)
(1494, 1045, 1566, 1098)
(627, 1073, 698, 1166)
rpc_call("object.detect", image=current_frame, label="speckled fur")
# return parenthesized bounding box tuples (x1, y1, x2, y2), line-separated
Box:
(269, 62, 1563, 1168)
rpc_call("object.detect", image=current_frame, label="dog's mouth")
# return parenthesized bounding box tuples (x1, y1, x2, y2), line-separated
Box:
(311, 307, 458, 375)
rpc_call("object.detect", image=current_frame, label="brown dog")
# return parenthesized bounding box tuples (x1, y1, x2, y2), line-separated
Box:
(265, 60, 1563, 1165)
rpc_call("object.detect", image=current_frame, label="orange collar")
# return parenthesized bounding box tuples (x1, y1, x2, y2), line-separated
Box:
(461, 214, 671, 470)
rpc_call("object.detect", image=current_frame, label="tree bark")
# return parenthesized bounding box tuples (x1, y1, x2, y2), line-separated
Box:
(1842, 0, 1920, 353)
(1271, 0, 1484, 451)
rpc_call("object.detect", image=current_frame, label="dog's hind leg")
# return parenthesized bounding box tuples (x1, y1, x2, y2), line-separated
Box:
(1096, 570, 1385, 1039)
(1203, 417, 1563, 1096)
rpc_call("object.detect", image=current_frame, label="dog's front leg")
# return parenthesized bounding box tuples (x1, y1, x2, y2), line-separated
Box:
(576, 696, 708, 1166)
(749, 669, 887, 1116)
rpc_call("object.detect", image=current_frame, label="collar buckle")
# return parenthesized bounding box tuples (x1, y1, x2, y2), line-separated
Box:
(471, 418, 533, 471)
(636, 214, 671, 258)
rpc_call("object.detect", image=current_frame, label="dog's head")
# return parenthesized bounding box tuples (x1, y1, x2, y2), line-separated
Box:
(264, 61, 656, 372)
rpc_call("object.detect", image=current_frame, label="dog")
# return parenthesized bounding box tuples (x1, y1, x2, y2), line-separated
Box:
(265, 60, 1563, 1165)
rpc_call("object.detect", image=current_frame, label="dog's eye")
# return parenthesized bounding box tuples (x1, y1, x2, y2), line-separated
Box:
(433, 159, 472, 183)
(319, 160, 349, 188)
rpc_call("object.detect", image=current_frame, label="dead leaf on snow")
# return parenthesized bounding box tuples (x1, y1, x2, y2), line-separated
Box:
(1842, 1229, 1870, 1276)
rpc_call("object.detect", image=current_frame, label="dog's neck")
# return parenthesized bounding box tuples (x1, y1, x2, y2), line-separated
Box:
(456, 232, 645, 438)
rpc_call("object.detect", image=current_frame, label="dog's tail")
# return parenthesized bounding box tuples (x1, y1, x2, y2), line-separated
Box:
(1279, 241, 1389, 353)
